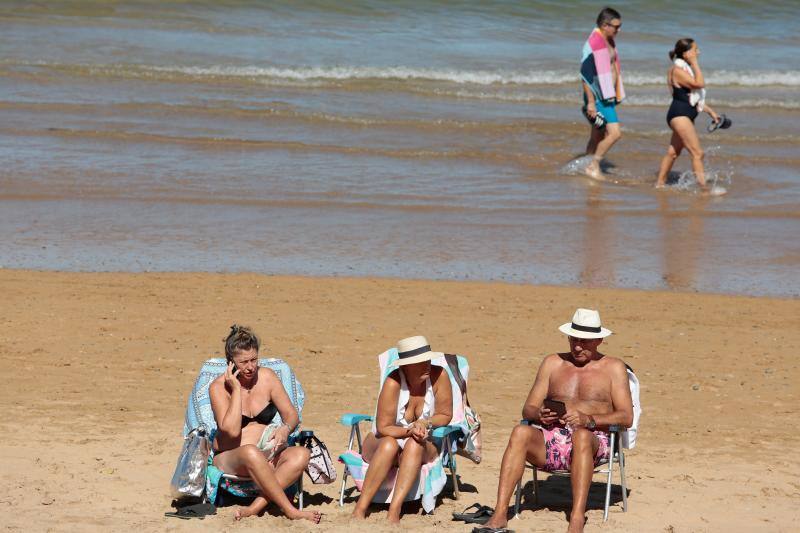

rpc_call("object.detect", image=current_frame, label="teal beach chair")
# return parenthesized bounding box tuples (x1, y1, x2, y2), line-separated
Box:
(182, 357, 307, 507)
(337, 348, 471, 513)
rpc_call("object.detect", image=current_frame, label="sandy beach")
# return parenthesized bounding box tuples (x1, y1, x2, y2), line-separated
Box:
(1, 269, 798, 532)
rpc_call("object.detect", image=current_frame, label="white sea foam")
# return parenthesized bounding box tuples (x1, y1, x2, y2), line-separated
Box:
(10, 60, 800, 89)
(432, 88, 800, 110)
(142, 64, 800, 88)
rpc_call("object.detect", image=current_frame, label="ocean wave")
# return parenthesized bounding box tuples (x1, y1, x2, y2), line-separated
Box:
(429, 88, 800, 110)
(7, 60, 800, 88)
(147, 64, 800, 88)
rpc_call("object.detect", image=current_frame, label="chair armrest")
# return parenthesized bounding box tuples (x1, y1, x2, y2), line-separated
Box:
(338, 450, 365, 466)
(431, 425, 464, 439)
(340, 414, 372, 426)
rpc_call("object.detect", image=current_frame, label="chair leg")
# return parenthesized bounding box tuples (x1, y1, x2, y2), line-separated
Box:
(533, 467, 539, 504)
(298, 474, 304, 510)
(618, 448, 628, 512)
(355, 424, 364, 454)
(339, 425, 357, 507)
(603, 432, 615, 522)
(447, 436, 460, 500)
(513, 480, 522, 518)
(339, 468, 349, 506)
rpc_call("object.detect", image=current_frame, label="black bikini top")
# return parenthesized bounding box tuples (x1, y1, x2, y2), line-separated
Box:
(241, 402, 278, 427)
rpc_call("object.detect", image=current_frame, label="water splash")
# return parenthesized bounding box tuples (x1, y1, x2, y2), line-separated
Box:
(559, 155, 595, 176)
(669, 168, 732, 196)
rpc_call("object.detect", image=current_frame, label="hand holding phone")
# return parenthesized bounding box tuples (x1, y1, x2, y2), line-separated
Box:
(543, 398, 567, 418)
(225, 362, 241, 391)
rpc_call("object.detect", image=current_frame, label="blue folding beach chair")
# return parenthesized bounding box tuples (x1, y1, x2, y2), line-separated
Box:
(337, 348, 471, 513)
(182, 357, 307, 507)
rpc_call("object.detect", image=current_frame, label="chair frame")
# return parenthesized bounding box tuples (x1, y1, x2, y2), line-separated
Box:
(513, 423, 627, 522)
(337, 414, 462, 507)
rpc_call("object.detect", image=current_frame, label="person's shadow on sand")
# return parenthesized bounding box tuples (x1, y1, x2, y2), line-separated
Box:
(215, 491, 335, 518)
(514, 475, 628, 516)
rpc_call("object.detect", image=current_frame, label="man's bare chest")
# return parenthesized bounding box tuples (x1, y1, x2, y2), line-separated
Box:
(548, 365, 611, 402)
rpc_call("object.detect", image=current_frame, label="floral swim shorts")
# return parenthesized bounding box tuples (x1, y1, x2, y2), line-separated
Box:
(541, 426, 610, 472)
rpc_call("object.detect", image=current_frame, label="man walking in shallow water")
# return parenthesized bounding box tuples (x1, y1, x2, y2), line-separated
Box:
(580, 7, 625, 181)
(476, 309, 633, 533)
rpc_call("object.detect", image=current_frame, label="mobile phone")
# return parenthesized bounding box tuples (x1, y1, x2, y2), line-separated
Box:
(543, 398, 567, 418)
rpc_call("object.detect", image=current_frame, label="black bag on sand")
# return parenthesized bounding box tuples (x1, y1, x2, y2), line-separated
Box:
(165, 501, 217, 520)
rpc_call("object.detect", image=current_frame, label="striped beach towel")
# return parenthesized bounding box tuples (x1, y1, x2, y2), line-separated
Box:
(580, 28, 625, 102)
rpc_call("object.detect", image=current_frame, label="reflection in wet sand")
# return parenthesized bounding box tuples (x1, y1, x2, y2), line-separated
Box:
(658, 194, 708, 291)
(579, 181, 615, 287)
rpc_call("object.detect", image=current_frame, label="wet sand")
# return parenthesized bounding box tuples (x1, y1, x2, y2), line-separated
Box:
(1, 269, 798, 532)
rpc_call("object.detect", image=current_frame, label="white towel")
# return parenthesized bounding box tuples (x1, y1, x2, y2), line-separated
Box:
(674, 58, 706, 112)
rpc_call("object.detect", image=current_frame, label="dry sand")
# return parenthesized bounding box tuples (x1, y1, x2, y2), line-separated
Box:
(1, 270, 798, 532)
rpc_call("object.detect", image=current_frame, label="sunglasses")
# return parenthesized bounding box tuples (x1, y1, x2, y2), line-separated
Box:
(605, 22, 622, 30)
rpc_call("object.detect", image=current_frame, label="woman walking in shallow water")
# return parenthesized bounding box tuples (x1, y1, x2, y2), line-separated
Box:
(656, 38, 721, 191)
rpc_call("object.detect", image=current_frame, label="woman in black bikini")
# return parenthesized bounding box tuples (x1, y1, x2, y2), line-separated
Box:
(209, 325, 320, 523)
(656, 38, 720, 190)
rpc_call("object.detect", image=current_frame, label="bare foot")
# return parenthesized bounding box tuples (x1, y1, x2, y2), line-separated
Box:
(351, 508, 367, 520)
(483, 512, 508, 530)
(233, 504, 259, 521)
(566, 513, 586, 533)
(583, 162, 606, 181)
(387, 512, 401, 524)
(288, 509, 322, 523)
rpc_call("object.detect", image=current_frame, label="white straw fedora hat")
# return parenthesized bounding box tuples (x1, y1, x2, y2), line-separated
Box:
(390, 336, 443, 367)
(558, 308, 612, 339)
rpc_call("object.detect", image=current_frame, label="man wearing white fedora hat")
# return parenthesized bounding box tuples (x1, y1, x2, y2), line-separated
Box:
(478, 309, 633, 533)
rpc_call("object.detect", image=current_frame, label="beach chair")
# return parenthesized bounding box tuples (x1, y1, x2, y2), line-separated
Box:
(337, 349, 471, 514)
(182, 357, 307, 507)
(513, 364, 641, 521)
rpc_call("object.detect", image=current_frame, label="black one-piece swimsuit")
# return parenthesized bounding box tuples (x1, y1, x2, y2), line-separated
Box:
(666, 85, 698, 125)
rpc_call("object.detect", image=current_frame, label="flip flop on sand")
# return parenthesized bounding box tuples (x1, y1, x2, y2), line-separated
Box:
(452, 503, 494, 524)
(471, 527, 514, 533)
(164, 502, 217, 519)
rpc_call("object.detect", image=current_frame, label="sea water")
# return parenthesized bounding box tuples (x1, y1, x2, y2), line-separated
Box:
(0, 1, 798, 296)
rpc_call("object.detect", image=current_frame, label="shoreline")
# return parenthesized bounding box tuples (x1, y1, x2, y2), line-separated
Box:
(3, 267, 798, 301)
(2, 269, 798, 531)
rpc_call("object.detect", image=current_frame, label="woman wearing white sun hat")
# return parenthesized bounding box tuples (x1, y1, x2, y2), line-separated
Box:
(352, 336, 453, 523)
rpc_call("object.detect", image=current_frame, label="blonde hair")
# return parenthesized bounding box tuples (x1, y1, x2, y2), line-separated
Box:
(224, 324, 260, 361)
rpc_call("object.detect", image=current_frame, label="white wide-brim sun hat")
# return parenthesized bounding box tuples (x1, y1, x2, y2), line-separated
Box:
(558, 308, 613, 339)
(390, 335, 443, 367)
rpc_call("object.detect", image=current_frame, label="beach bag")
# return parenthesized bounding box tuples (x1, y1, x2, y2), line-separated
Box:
(170, 425, 211, 500)
(445, 355, 483, 464)
(303, 434, 337, 484)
